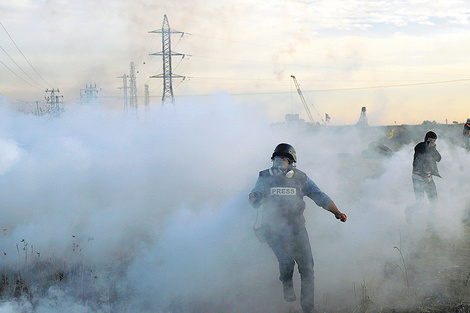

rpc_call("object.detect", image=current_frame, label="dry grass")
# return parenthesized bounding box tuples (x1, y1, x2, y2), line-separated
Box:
(3, 219, 470, 312)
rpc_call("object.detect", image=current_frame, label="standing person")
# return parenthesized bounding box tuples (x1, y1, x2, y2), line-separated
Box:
(249, 143, 347, 313)
(463, 118, 470, 150)
(407, 131, 441, 224)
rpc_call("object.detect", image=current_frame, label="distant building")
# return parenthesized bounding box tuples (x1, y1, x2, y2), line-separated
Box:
(357, 107, 368, 126)
(285, 114, 300, 123)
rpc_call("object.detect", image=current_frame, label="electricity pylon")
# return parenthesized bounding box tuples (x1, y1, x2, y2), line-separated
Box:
(149, 14, 185, 106)
(129, 62, 138, 113)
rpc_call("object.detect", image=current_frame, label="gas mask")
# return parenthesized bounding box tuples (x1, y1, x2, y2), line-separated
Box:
(273, 156, 290, 170)
(271, 156, 294, 178)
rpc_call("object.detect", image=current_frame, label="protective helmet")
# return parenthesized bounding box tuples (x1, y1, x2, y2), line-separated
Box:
(424, 131, 437, 141)
(467, 118, 470, 123)
(271, 143, 297, 163)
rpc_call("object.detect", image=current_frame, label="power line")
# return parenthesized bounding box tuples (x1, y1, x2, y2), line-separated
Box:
(187, 53, 469, 79)
(175, 77, 470, 97)
(0, 58, 41, 89)
(0, 42, 45, 89)
(176, 75, 470, 92)
(309, 78, 470, 92)
(95, 76, 470, 101)
(187, 32, 470, 76)
(0, 18, 52, 88)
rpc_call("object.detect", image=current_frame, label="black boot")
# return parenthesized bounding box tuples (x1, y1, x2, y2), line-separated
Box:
(283, 280, 296, 302)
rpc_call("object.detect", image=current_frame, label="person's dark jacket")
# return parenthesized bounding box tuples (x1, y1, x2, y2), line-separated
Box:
(463, 123, 470, 137)
(412, 142, 441, 178)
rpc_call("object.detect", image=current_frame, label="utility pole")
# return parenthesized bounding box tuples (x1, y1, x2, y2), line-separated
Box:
(149, 14, 185, 106)
(44, 89, 63, 116)
(80, 83, 101, 105)
(117, 74, 128, 113)
(118, 63, 138, 115)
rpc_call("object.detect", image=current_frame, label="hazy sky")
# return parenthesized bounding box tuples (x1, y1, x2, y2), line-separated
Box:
(1, 0, 470, 125)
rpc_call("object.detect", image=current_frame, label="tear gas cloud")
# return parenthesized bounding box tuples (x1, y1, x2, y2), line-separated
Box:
(0, 96, 469, 312)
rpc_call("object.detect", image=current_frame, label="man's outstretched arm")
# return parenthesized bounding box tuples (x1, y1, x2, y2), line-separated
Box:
(324, 201, 347, 222)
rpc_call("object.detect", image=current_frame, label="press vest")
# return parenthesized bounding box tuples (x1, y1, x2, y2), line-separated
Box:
(258, 168, 308, 221)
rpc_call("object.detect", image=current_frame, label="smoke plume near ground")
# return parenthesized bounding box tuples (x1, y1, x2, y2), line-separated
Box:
(0, 96, 470, 312)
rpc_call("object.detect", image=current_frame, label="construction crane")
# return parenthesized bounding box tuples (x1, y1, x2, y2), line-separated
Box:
(291, 75, 315, 124)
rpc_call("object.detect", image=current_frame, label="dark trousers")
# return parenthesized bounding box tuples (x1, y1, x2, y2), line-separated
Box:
(412, 177, 437, 204)
(265, 224, 315, 312)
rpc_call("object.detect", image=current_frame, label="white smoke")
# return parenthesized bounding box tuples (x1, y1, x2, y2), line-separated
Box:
(0, 96, 469, 312)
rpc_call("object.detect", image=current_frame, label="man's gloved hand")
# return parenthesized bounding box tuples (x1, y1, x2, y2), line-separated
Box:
(335, 213, 347, 222)
(249, 192, 264, 208)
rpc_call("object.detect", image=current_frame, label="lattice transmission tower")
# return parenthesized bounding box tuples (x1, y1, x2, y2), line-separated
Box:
(129, 62, 138, 113)
(149, 14, 185, 106)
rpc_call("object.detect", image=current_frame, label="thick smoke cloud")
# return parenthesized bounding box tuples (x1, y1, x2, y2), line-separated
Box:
(0, 96, 469, 312)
